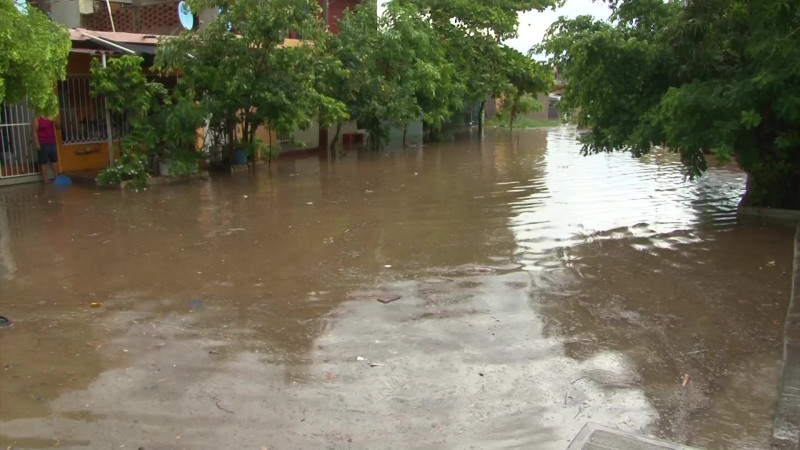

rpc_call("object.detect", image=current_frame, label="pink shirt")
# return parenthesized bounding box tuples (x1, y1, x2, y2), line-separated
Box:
(36, 118, 57, 145)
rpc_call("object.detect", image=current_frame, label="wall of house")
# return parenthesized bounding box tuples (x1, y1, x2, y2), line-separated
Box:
(326, 0, 362, 34)
(330, 121, 358, 147)
(253, 126, 279, 157)
(523, 93, 550, 121)
(77, 1, 360, 34)
(387, 119, 423, 147)
(289, 121, 320, 150)
(81, 1, 182, 34)
(50, 0, 81, 28)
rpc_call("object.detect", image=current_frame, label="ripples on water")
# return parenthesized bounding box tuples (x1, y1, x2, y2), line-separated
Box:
(503, 126, 746, 269)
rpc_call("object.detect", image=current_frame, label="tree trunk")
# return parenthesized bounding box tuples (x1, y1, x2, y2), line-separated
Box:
(267, 128, 273, 170)
(478, 99, 486, 136)
(509, 96, 517, 131)
(403, 124, 407, 148)
(330, 122, 342, 156)
(740, 169, 800, 210)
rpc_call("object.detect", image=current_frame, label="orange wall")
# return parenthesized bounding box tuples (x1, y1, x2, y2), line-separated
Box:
(66, 52, 95, 74)
(58, 140, 115, 173)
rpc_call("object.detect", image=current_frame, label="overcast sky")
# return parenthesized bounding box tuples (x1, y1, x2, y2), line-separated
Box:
(378, 0, 611, 56)
(505, 0, 611, 53)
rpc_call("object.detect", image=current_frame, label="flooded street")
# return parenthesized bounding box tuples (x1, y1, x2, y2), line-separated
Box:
(0, 126, 794, 449)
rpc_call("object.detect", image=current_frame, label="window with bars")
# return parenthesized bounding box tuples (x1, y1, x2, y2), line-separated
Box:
(57, 75, 128, 145)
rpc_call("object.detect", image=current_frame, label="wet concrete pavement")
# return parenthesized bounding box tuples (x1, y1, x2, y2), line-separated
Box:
(0, 127, 794, 449)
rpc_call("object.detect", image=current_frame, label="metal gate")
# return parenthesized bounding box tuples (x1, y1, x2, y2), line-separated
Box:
(0, 102, 37, 178)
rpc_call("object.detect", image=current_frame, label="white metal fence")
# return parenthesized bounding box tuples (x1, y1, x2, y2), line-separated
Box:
(0, 102, 37, 178)
(57, 74, 128, 145)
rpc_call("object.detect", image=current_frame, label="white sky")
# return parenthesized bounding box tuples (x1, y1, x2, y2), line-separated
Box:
(505, 0, 611, 53)
(378, 0, 611, 55)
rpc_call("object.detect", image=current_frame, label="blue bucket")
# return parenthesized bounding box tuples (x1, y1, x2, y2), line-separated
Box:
(54, 175, 72, 187)
(234, 149, 248, 165)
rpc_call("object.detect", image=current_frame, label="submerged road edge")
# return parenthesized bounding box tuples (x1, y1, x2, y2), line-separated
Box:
(773, 226, 800, 450)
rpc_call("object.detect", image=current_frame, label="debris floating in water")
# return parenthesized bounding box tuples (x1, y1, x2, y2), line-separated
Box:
(376, 295, 401, 304)
(681, 374, 691, 386)
(90, 302, 102, 308)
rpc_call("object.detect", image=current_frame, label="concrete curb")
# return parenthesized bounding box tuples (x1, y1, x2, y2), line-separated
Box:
(739, 206, 800, 222)
(68, 172, 210, 189)
(772, 226, 800, 449)
(567, 423, 699, 450)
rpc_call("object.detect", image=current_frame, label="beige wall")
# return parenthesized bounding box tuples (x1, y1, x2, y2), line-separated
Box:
(525, 93, 550, 121)
(290, 120, 319, 150)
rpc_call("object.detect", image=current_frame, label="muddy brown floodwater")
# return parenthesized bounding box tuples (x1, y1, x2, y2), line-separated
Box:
(0, 127, 794, 449)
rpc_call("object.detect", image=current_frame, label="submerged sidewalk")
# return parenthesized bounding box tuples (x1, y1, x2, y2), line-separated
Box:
(772, 227, 800, 449)
(570, 226, 800, 450)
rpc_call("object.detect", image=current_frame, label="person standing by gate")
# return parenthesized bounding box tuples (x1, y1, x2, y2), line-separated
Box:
(32, 116, 59, 183)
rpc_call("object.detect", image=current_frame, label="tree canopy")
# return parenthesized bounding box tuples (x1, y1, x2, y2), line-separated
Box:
(331, 0, 466, 149)
(327, 0, 557, 147)
(150, 0, 557, 156)
(395, 0, 560, 133)
(156, 0, 344, 160)
(0, 0, 70, 116)
(540, 0, 800, 209)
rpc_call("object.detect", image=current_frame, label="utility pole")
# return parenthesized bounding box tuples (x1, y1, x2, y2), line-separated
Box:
(321, 0, 329, 30)
(132, 0, 142, 32)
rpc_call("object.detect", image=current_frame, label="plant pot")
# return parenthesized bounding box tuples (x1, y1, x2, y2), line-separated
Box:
(234, 149, 248, 165)
(158, 160, 172, 177)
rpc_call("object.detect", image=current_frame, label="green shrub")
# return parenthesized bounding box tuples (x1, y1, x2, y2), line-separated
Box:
(167, 148, 201, 177)
(97, 150, 149, 190)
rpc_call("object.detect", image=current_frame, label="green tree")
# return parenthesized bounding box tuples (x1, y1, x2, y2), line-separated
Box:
(397, 0, 561, 134)
(496, 47, 552, 130)
(497, 92, 539, 130)
(156, 0, 343, 165)
(331, 0, 465, 150)
(332, 0, 408, 150)
(90, 55, 166, 158)
(541, 0, 800, 209)
(91, 55, 205, 179)
(0, 0, 70, 115)
(90, 55, 166, 124)
(314, 49, 349, 153)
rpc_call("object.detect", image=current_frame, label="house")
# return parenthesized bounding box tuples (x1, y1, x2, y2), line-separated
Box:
(0, 0, 364, 185)
(0, 27, 161, 185)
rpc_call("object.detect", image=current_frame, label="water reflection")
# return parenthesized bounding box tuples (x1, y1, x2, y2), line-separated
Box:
(0, 127, 791, 449)
(507, 126, 746, 269)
